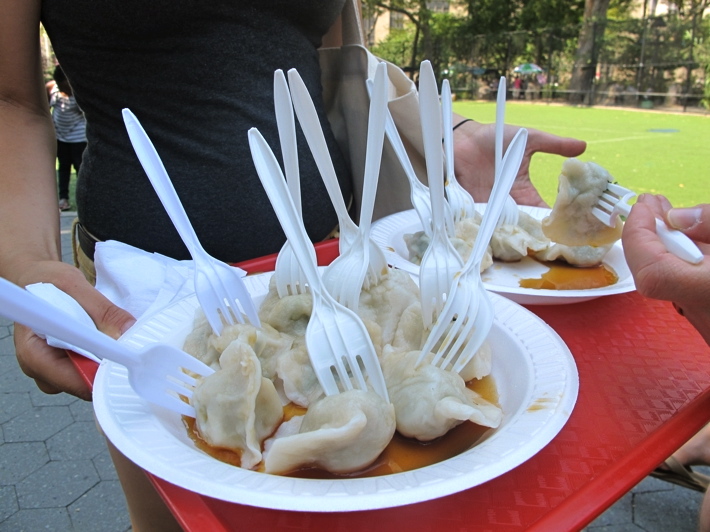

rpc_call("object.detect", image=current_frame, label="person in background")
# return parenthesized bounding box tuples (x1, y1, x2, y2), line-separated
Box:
(622, 194, 710, 531)
(49, 64, 86, 211)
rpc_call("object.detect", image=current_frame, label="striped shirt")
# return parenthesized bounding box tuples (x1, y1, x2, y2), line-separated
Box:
(50, 88, 87, 143)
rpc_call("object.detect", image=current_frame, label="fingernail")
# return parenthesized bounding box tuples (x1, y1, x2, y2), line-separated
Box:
(119, 318, 137, 336)
(668, 207, 702, 230)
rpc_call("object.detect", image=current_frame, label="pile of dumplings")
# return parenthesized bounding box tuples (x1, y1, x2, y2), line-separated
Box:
(183, 268, 502, 476)
(405, 159, 623, 271)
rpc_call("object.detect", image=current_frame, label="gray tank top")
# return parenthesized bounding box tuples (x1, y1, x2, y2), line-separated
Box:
(41, 0, 350, 262)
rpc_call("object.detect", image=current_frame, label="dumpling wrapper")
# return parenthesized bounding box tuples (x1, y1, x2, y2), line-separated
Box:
(263, 389, 396, 475)
(358, 268, 420, 352)
(534, 242, 613, 267)
(381, 347, 502, 441)
(192, 337, 283, 470)
(542, 158, 624, 247)
(256, 278, 324, 406)
(404, 213, 493, 273)
(490, 211, 550, 262)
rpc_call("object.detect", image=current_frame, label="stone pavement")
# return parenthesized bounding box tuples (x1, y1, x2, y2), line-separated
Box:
(0, 211, 706, 531)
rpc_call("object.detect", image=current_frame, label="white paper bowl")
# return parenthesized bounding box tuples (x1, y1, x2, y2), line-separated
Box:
(94, 271, 578, 512)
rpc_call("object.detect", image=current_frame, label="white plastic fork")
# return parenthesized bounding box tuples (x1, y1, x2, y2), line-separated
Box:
(272, 69, 315, 297)
(122, 109, 259, 335)
(0, 278, 212, 417)
(418, 128, 528, 373)
(493, 76, 520, 228)
(441, 79, 477, 223)
(321, 63, 389, 312)
(418, 61, 464, 328)
(592, 182, 704, 264)
(366, 78, 435, 238)
(248, 128, 389, 401)
(286, 69, 359, 254)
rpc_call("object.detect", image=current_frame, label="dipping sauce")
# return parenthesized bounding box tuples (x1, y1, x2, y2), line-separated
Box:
(184, 375, 498, 478)
(519, 261, 618, 290)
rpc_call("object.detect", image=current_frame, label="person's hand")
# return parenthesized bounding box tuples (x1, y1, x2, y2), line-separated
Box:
(11, 260, 136, 400)
(622, 194, 710, 345)
(452, 120, 586, 207)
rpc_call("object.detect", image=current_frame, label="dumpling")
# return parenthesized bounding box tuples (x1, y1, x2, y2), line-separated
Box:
(275, 337, 324, 407)
(258, 277, 312, 338)
(404, 215, 493, 272)
(541, 158, 624, 247)
(381, 347, 502, 441)
(454, 217, 494, 271)
(210, 322, 293, 382)
(182, 309, 221, 370)
(251, 278, 324, 407)
(458, 340, 493, 382)
(534, 242, 613, 267)
(263, 389, 396, 475)
(358, 268, 421, 352)
(191, 337, 284, 470)
(490, 211, 550, 262)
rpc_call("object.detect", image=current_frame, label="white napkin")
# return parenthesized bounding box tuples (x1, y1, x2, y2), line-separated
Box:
(27, 239, 247, 360)
(94, 240, 195, 320)
(25, 283, 102, 363)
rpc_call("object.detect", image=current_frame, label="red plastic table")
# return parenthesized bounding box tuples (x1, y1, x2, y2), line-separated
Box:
(71, 239, 710, 531)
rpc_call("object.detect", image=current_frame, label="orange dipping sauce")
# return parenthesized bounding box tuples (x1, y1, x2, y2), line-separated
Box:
(184, 375, 498, 478)
(520, 261, 618, 290)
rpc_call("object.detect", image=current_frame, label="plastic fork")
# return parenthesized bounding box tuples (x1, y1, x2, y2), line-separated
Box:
(592, 183, 703, 264)
(366, 79, 436, 238)
(441, 79, 477, 223)
(0, 278, 212, 417)
(286, 69, 359, 253)
(418, 128, 528, 373)
(248, 127, 389, 401)
(321, 63, 389, 312)
(418, 61, 464, 328)
(272, 70, 315, 297)
(493, 76, 520, 228)
(122, 109, 259, 335)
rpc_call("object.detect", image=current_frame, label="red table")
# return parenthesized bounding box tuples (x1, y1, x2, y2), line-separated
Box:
(71, 239, 710, 531)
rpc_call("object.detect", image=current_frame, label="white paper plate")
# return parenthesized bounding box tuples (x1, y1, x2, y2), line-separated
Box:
(94, 271, 578, 512)
(371, 206, 636, 305)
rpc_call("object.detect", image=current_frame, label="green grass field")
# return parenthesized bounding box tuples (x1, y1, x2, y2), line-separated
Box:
(60, 104, 707, 210)
(453, 101, 710, 208)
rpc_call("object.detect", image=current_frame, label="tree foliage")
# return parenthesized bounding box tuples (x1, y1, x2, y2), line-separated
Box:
(364, 0, 707, 104)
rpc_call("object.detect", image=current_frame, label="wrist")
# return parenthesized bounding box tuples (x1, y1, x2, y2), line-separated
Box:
(453, 118, 473, 131)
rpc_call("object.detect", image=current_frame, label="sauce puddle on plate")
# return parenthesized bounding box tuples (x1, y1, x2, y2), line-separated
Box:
(519, 260, 618, 290)
(184, 375, 498, 478)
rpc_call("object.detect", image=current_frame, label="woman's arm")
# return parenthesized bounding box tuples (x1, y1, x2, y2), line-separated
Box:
(451, 114, 587, 207)
(0, 0, 135, 399)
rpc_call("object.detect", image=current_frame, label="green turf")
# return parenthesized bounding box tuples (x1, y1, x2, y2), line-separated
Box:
(453, 101, 710, 208)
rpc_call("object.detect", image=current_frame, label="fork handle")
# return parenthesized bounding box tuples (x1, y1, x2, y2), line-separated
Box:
(654, 218, 704, 264)
(287, 69, 357, 238)
(616, 201, 704, 264)
(0, 278, 137, 369)
(248, 129, 324, 296)
(122, 109, 207, 261)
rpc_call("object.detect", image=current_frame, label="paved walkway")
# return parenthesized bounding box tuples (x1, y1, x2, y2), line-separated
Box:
(0, 211, 706, 531)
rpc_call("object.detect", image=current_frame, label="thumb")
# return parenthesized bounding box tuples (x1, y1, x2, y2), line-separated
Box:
(667, 205, 710, 244)
(525, 127, 587, 158)
(55, 276, 136, 339)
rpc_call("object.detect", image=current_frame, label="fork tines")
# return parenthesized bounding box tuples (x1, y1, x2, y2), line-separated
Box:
(592, 183, 636, 227)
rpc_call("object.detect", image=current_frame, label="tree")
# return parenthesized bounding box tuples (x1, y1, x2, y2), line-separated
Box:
(568, 0, 612, 103)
